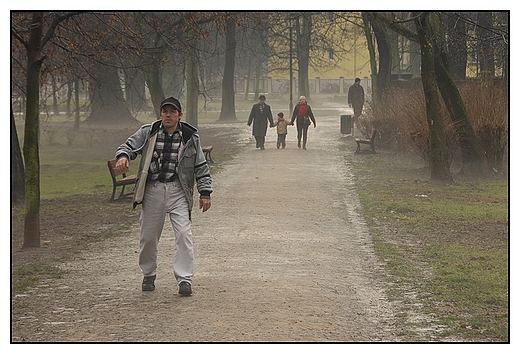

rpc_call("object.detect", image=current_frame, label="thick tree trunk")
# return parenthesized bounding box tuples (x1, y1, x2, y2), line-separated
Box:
(433, 13, 486, 175)
(125, 67, 147, 114)
(143, 63, 165, 119)
(445, 12, 467, 80)
(415, 13, 452, 181)
(362, 13, 379, 96)
(23, 12, 44, 248)
(186, 29, 199, 127)
(87, 64, 137, 124)
(477, 12, 495, 78)
(11, 107, 25, 204)
(366, 13, 392, 105)
(218, 18, 238, 122)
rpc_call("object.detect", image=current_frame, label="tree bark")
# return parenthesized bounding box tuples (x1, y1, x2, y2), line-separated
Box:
(365, 13, 392, 105)
(296, 13, 311, 101)
(23, 12, 44, 248)
(433, 13, 486, 175)
(477, 12, 494, 77)
(143, 62, 165, 120)
(445, 12, 467, 80)
(415, 12, 452, 181)
(73, 78, 80, 130)
(362, 13, 379, 96)
(87, 63, 137, 124)
(186, 29, 199, 127)
(125, 67, 147, 114)
(11, 107, 25, 204)
(218, 17, 238, 122)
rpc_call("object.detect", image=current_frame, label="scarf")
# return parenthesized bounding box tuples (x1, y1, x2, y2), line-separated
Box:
(298, 104, 307, 119)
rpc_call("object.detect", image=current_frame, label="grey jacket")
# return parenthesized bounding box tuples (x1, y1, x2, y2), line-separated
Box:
(115, 120, 212, 210)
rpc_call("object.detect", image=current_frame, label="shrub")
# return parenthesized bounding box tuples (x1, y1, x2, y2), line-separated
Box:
(360, 80, 508, 170)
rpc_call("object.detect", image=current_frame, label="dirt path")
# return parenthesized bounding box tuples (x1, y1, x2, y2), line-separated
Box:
(12, 113, 399, 342)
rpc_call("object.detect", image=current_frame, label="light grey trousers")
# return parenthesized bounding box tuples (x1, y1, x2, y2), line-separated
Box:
(139, 180, 193, 284)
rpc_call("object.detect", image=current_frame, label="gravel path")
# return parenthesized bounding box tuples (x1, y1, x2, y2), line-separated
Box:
(12, 113, 399, 342)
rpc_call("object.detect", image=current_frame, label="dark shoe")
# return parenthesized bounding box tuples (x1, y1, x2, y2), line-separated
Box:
(303, 146, 307, 150)
(298, 142, 301, 148)
(260, 146, 265, 150)
(142, 275, 156, 291)
(179, 281, 192, 296)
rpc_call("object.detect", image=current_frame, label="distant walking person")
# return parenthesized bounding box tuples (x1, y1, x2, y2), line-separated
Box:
(290, 96, 316, 150)
(348, 78, 365, 128)
(273, 112, 293, 149)
(247, 95, 275, 150)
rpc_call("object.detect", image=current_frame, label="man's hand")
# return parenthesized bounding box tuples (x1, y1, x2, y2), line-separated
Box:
(199, 198, 211, 212)
(114, 157, 129, 174)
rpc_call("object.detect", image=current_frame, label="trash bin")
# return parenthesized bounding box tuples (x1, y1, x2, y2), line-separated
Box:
(340, 114, 352, 135)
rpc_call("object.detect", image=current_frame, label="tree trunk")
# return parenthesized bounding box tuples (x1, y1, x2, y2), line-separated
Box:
(52, 75, 60, 115)
(125, 67, 147, 114)
(73, 78, 80, 130)
(186, 29, 199, 127)
(23, 12, 44, 248)
(296, 13, 311, 100)
(254, 58, 261, 99)
(66, 81, 73, 116)
(433, 13, 486, 175)
(143, 62, 165, 120)
(218, 18, 238, 122)
(11, 107, 25, 204)
(244, 57, 252, 101)
(477, 12, 494, 78)
(87, 63, 137, 124)
(445, 12, 467, 80)
(415, 12, 452, 181)
(365, 13, 392, 105)
(362, 13, 379, 96)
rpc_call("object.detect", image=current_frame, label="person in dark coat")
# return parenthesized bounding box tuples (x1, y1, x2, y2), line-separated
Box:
(247, 95, 275, 150)
(290, 96, 316, 150)
(347, 77, 365, 128)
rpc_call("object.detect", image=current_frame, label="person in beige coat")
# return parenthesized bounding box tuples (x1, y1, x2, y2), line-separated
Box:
(273, 112, 293, 149)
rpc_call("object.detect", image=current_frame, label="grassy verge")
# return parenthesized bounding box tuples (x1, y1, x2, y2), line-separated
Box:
(346, 149, 508, 342)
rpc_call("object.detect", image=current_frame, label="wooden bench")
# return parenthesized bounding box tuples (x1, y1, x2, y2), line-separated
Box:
(107, 159, 137, 201)
(202, 146, 214, 163)
(354, 129, 378, 154)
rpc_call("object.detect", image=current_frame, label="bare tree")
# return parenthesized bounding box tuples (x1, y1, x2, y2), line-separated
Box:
(218, 16, 238, 122)
(12, 11, 81, 248)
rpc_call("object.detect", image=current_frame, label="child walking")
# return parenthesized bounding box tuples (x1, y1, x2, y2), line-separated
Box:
(273, 112, 293, 149)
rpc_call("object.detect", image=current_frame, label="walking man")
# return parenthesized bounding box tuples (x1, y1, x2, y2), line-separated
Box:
(247, 95, 275, 150)
(348, 78, 365, 128)
(114, 96, 212, 296)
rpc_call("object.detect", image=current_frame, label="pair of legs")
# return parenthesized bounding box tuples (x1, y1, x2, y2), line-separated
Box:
(277, 134, 287, 149)
(139, 180, 193, 285)
(353, 104, 363, 128)
(296, 121, 310, 149)
(254, 135, 265, 150)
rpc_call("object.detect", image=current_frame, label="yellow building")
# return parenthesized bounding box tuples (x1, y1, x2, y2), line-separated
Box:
(267, 13, 372, 81)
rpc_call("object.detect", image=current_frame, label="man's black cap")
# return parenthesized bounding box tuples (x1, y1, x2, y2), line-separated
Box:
(160, 97, 182, 111)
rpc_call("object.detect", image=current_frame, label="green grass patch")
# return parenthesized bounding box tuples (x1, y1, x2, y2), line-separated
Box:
(423, 244, 509, 341)
(347, 151, 509, 342)
(12, 263, 64, 294)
